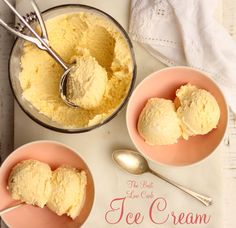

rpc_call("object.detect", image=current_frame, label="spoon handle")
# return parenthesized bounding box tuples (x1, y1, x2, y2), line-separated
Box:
(149, 169, 212, 206)
(0, 203, 24, 216)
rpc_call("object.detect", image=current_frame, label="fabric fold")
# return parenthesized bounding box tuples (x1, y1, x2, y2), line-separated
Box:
(129, 0, 236, 112)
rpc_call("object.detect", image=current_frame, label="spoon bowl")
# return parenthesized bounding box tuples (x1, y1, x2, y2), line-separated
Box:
(59, 67, 80, 108)
(113, 150, 149, 175)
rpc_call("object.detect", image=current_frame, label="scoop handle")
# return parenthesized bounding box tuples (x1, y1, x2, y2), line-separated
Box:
(0, 203, 24, 216)
(149, 168, 212, 207)
(1, 0, 68, 71)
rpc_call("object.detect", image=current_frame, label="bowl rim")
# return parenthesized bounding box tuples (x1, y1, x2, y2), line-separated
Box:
(0, 140, 95, 227)
(126, 66, 229, 167)
(8, 4, 137, 133)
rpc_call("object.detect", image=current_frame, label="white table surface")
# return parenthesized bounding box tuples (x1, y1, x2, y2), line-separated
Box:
(14, 0, 225, 227)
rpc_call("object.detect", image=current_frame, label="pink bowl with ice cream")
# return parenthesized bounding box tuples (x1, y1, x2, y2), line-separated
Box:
(126, 66, 228, 166)
(0, 141, 94, 228)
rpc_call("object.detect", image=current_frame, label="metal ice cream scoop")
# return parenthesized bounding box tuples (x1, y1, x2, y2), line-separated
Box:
(112, 149, 212, 206)
(0, 202, 24, 216)
(0, 0, 79, 108)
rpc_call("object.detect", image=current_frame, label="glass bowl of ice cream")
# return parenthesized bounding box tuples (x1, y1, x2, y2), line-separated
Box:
(9, 4, 136, 133)
(0, 141, 94, 228)
(126, 67, 228, 166)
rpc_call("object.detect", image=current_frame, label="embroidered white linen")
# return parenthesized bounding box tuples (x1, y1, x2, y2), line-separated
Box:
(129, 0, 236, 112)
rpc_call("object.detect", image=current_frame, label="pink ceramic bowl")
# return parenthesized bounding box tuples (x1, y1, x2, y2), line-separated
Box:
(127, 67, 228, 166)
(0, 141, 94, 228)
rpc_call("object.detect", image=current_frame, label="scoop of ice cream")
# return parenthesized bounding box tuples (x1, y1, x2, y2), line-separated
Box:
(47, 166, 87, 219)
(8, 159, 52, 208)
(175, 83, 220, 139)
(66, 55, 108, 110)
(138, 98, 181, 145)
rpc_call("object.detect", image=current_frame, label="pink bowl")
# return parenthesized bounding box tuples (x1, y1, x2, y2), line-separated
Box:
(0, 141, 94, 228)
(127, 67, 228, 166)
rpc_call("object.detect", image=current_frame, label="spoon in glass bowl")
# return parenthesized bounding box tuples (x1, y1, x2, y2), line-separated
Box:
(112, 149, 213, 206)
(0, 0, 78, 108)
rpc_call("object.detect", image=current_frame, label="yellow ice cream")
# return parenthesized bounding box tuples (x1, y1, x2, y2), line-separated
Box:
(175, 83, 220, 139)
(8, 160, 52, 208)
(19, 12, 133, 128)
(47, 166, 87, 219)
(66, 54, 108, 109)
(138, 98, 182, 145)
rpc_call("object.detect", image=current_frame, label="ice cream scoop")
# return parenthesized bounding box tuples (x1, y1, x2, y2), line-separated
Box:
(138, 98, 181, 145)
(8, 159, 52, 208)
(175, 83, 220, 139)
(47, 166, 87, 219)
(66, 56, 108, 109)
(6, 162, 87, 220)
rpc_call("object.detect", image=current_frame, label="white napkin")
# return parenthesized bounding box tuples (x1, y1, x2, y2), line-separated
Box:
(129, 0, 236, 113)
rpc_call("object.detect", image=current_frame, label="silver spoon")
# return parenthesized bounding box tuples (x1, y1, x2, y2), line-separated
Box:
(0, 202, 24, 216)
(0, 0, 78, 108)
(112, 149, 212, 206)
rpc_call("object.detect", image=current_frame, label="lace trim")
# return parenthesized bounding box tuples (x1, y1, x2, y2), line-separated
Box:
(131, 33, 177, 44)
(154, 0, 170, 18)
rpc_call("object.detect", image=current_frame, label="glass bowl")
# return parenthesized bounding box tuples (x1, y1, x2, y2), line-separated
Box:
(9, 4, 136, 133)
